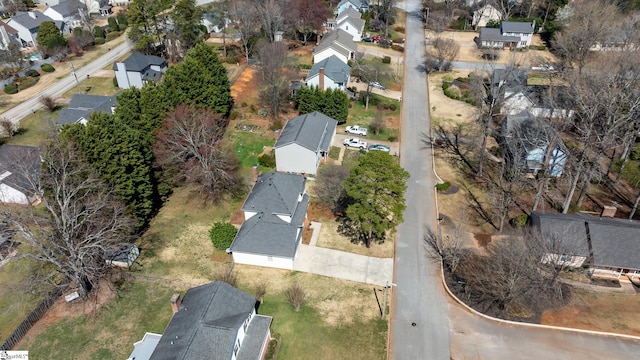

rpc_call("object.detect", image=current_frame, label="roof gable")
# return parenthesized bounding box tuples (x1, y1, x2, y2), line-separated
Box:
(337, 16, 365, 31)
(274, 111, 337, 152)
(9, 11, 54, 30)
(150, 282, 258, 360)
(308, 55, 351, 83)
(50, 0, 85, 17)
(315, 28, 357, 54)
(0, 145, 40, 194)
(121, 52, 167, 73)
(242, 172, 306, 215)
(337, 7, 361, 22)
(57, 94, 116, 125)
(501, 21, 534, 34)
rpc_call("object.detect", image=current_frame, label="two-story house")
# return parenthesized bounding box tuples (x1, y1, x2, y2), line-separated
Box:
(6, 11, 64, 47)
(43, 0, 86, 31)
(477, 21, 535, 49)
(313, 28, 357, 64)
(306, 55, 351, 92)
(229, 171, 310, 270)
(113, 52, 168, 89)
(335, 7, 365, 42)
(336, 0, 369, 15)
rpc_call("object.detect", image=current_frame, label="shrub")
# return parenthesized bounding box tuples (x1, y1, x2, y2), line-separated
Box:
(209, 222, 238, 250)
(382, 55, 391, 64)
(441, 83, 449, 90)
(214, 268, 237, 286)
(258, 153, 276, 168)
(105, 31, 122, 42)
(258, 108, 269, 117)
(285, 283, 305, 311)
(107, 16, 119, 32)
(512, 214, 528, 227)
(529, 45, 546, 51)
(94, 25, 105, 39)
(394, 25, 405, 32)
(230, 110, 239, 120)
(443, 74, 454, 82)
(94, 37, 105, 45)
(112, 76, 118, 88)
(40, 63, 55, 72)
(436, 181, 451, 192)
(25, 69, 40, 77)
(391, 44, 404, 52)
(117, 12, 128, 27)
(224, 56, 240, 64)
(3, 84, 17, 94)
(389, 103, 397, 111)
(270, 119, 283, 131)
(18, 76, 38, 90)
(387, 134, 397, 142)
(443, 85, 462, 100)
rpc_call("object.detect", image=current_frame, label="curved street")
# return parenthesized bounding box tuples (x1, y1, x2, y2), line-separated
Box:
(392, 0, 640, 359)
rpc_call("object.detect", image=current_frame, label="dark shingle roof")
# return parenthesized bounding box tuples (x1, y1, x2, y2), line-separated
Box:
(479, 27, 520, 43)
(315, 28, 357, 54)
(9, 11, 54, 30)
(337, 7, 361, 21)
(50, 0, 85, 18)
(588, 220, 640, 271)
(56, 94, 116, 125)
(150, 282, 270, 360)
(0, 145, 40, 196)
(231, 172, 309, 258)
(308, 55, 351, 83)
(501, 21, 534, 34)
(530, 212, 590, 256)
(274, 112, 337, 153)
(116, 52, 166, 73)
(236, 315, 272, 360)
(338, 15, 365, 32)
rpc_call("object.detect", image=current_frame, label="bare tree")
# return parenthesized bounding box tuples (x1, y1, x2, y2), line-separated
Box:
(0, 118, 17, 138)
(425, 34, 460, 71)
(257, 40, 292, 119)
(40, 95, 58, 112)
(313, 163, 351, 212)
(0, 139, 135, 298)
(370, 110, 386, 136)
(254, 0, 285, 42)
(232, 0, 259, 62)
(255, 282, 267, 304)
(351, 53, 392, 109)
(285, 283, 305, 311)
(289, 0, 329, 45)
(154, 104, 244, 201)
(214, 267, 238, 286)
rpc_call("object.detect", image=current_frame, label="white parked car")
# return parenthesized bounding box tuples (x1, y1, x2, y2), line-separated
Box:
(343, 138, 368, 149)
(345, 125, 368, 136)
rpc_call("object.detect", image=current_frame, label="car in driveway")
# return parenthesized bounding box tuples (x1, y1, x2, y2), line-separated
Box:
(369, 81, 385, 90)
(343, 138, 368, 149)
(362, 37, 373, 42)
(345, 125, 368, 136)
(368, 144, 391, 152)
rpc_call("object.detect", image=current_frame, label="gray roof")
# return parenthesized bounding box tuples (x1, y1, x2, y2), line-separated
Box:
(501, 21, 534, 34)
(337, 7, 361, 21)
(150, 281, 271, 360)
(127, 332, 162, 360)
(0, 145, 40, 197)
(588, 220, 640, 271)
(114, 52, 167, 73)
(50, 0, 85, 18)
(315, 28, 357, 55)
(338, 15, 365, 32)
(338, 0, 369, 10)
(57, 94, 117, 125)
(308, 55, 351, 84)
(9, 11, 55, 30)
(231, 172, 309, 258)
(274, 111, 337, 153)
(236, 315, 272, 360)
(530, 212, 591, 256)
(479, 27, 520, 43)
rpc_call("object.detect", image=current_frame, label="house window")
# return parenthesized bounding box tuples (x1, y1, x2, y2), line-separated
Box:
(521, 41, 527, 46)
(346, 25, 349, 30)
(234, 340, 240, 356)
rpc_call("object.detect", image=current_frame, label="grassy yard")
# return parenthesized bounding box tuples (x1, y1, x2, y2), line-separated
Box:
(3, 108, 58, 146)
(60, 76, 120, 98)
(228, 128, 276, 173)
(347, 97, 400, 142)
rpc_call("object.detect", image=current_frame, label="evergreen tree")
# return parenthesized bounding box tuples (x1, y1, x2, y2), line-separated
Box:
(294, 86, 349, 123)
(36, 21, 67, 56)
(108, 16, 119, 32)
(171, 0, 204, 53)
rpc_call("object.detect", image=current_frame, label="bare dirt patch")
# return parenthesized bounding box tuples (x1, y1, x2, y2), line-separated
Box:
(231, 66, 261, 106)
(541, 289, 640, 336)
(428, 70, 478, 126)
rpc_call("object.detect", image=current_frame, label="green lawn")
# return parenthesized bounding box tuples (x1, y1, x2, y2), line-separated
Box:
(28, 281, 176, 359)
(3, 108, 58, 147)
(60, 76, 120, 99)
(228, 129, 276, 173)
(347, 97, 400, 142)
(329, 146, 341, 160)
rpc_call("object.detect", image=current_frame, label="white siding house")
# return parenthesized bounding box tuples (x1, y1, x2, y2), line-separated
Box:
(313, 28, 356, 64)
(6, 11, 61, 47)
(0, 145, 41, 205)
(274, 112, 338, 175)
(501, 21, 535, 48)
(477, 21, 535, 49)
(113, 52, 168, 89)
(306, 55, 351, 91)
(472, 4, 502, 29)
(337, 0, 369, 15)
(335, 7, 364, 41)
(43, 0, 85, 30)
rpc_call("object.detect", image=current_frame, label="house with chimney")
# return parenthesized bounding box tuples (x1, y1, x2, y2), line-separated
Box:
(477, 21, 535, 49)
(113, 52, 168, 89)
(128, 281, 272, 360)
(531, 209, 640, 280)
(6, 11, 65, 47)
(313, 28, 357, 65)
(306, 55, 351, 92)
(56, 94, 117, 126)
(0, 145, 41, 205)
(229, 171, 309, 270)
(274, 111, 337, 175)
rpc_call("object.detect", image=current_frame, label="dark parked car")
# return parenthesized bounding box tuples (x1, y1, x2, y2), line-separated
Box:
(362, 37, 373, 42)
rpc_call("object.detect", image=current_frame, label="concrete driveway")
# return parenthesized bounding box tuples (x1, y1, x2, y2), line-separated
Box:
(294, 244, 393, 286)
(333, 133, 399, 155)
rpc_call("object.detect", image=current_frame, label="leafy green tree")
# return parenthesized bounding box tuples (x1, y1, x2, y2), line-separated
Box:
(93, 25, 105, 39)
(171, 0, 204, 54)
(340, 151, 409, 247)
(295, 87, 349, 123)
(36, 21, 67, 56)
(108, 16, 119, 32)
(160, 43, 233, 114)
(62, 113, 158, 228)
(128, 0, 172, 54)
(209, 222, 238, 250)
(117, 12, 128, 28)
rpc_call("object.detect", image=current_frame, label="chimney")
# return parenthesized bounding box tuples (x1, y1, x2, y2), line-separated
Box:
(319, 67, 325, 91)
(252, 164, 259, 183)
(601, 205, 617, 218)
(170, 293, 181, 314)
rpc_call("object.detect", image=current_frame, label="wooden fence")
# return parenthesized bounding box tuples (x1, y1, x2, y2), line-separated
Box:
(0, 284, 66, 350)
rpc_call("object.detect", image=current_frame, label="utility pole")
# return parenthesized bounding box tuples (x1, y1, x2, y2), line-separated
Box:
(70, 62, 80, 92)
(381, 282, 397, 318)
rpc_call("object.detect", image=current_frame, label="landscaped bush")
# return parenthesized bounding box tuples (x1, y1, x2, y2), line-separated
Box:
(389, 103, 397, 111)
(230, 110, 239, 120)
(258, 153, 276, 168)
(18, 76, 38, 90)
(382, 55, 391, 64)
(394, 25, 405, 32)
(529, 45, 546, 51)
(296, 63, 312, 70)
(93, 25, 105, 39)
(112, 76, 118, 88)
(25, 69, 40, 77)
(436, 181, 451, 192)
(105, 31, 122, 42)
(209, 222, 238, 250)
(391, 44, 404, 52)
(94, 37, 105, 45)
(512, 214, 528, 227)
(40, 63, 55, 72)
(443, 85, 462, 100)
(3, 84, 17, 94)
(392, 36, 403, 43)
(224, 56, 240, 64)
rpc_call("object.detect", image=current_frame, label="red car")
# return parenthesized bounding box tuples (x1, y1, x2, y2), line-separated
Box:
(372, 35, 380, 42)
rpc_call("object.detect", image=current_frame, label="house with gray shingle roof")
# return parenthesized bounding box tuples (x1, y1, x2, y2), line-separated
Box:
(274, 111, 337, 175)
(0, 145, 41, 205)
(336, 7, 365, 41)
(0, 20, 21, 50)
(143, 281, 272, 360)
(337, 0, 369, 15)
(56, 94, 117, 126)
(6, 11, 64, 47)
(43, 0, 85, 31)
(230, 172, 309, 270)
(306, 55, 351, 92)
(531, 211, 640, 280)
(477, 21, 535, 49)
(313, 28, 357, 64)
(113, 52, 168, 89)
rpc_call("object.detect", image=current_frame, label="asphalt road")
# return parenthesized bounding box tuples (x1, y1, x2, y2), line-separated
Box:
(1, 40, 133, 125)
(390, 0, 451, 359)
